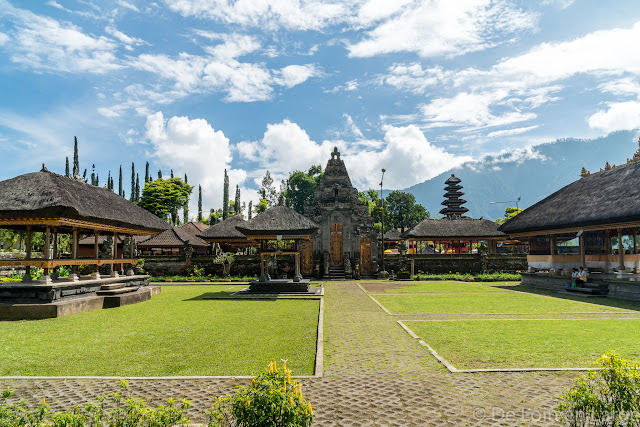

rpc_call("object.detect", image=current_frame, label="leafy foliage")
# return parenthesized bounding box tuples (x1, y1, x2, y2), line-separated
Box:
(557, 351, 640, 426)
(285, 166, 323, 214)
(208, 361, 313, 427)
(213, 253, 236, 277)
(494, 207, 523, 225)
(138, 178, 192, 224)
(258, 171, 278, 208)
(385, 190, 429, 231)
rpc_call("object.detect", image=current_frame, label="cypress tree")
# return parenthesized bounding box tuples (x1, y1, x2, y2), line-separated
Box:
(118, 166, 123, 196)
(73, 136, 79, 176)
(171, 169, 174, 179)
(183, 174, 189, 223)
(65, 157, 69, 177)
(144, 162, 150, 183)
(130, 163, 135, 201)
(234, 185, 241, 217)
(158, 169, 162, 179)
(197, 185, 203, 222)
(96, 173, 99, 187)
(91, 164, 96, 186)
(107, 171, 112, 190)
(248, 200, 253, 220)
(135, 173, 140, 202)
(82, 169, 87, 181)
(223, 169, 229, 220)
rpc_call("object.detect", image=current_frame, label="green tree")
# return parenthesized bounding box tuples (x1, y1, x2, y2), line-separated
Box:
(72, 136, 79, 176)
(386, 191, 429, 232)
(145, 162, 150, 183)
(254, 199, 268, 214)
(258, 170, 278, 207)
(223, 169, 230, 220)
(138, 178, 193, 224)
(197, 185, 203, 222)
(65, 157, 69, 177)
(286, 165, 323, 214)
(90, 164, 96, 186)
(135, 173, 140, 202)
(130, 163, 135, 202)
(118, 166, 123, 197)
(248, 200, 253, 219)
(158, 169, 162, 179)
(494, 207, 523, 225)
(234, 185, 242, 217)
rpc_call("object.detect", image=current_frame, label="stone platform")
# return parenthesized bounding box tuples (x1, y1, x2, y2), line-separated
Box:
(0, 275, 158, 320)
(248, 278, 310, 293)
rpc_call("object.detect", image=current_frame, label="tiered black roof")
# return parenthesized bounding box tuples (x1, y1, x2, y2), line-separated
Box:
(439, 174, 469, 218)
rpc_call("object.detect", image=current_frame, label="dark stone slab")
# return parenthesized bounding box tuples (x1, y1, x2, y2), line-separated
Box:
(248, 279, 310, 293)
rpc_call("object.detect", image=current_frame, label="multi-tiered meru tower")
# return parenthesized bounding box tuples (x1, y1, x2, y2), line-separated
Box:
(439, 174, 469, 219)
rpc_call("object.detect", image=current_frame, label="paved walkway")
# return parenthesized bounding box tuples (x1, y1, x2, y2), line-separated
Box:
(2, 282, 578, 425)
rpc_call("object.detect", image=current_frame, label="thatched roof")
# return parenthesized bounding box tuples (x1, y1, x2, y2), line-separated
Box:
(402, 218, 506, 240)
(383, 229, 403, 241)
(78, 234, 150, 245)
(180, 221, 209, 237)
(198, 215, 247, 240)
(500, 161, 640, 235)
(0, 171, 169, 233)
(137, 226, 209, 248)
(236, 205, 319, 237)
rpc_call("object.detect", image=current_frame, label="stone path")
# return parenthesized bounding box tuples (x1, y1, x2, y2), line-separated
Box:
(1, 281, 580, 425)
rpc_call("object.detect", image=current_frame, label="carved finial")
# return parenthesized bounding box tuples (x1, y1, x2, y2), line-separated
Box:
(331, 146, 340, 160)
(41, 163, 48, 172)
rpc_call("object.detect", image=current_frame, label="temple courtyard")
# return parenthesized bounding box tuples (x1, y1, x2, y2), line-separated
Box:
(3, 280, 640, 425)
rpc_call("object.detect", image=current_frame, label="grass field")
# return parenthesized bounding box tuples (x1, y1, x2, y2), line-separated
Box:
(404, 319, 640, 369)
(0, 285, 319, 376)
(366, 280, 516, 293)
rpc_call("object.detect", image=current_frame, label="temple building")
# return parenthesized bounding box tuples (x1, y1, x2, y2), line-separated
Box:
(304, 147, 378, 277)
(402, 174, 506, 254)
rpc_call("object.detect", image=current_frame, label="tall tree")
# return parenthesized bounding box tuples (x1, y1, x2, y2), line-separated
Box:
(65, 157, 70, 177)
(258, 170, 278, 207)
(248, 200, 253, 220)
(118, 166, 123, 197)
(158, 169, 162, 179)
(385, 190, 429, 232)
(495, 207, 523, 225)
(285, 165, 323, 214)
(107, 171, 113, 191)
(82, 169, 87, 181)
(90, 164, 96, 186)
(135, 173, 140, 202)
(95, 173, 99, 187)
(183, 174, 189, 223)
(144, 162, 150, 183)
(170, 169, 174, 179)
(234, 185, 242, 217)
(197, 185, 203, 222)
(223, 169, 230, 220)
(138, 177, 192, 224)
(72, 136, 79, 176)
(130, 163, 135, 202)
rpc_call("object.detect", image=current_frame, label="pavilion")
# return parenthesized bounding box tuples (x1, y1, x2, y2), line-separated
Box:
(499, 161, 640, 273)
(137, 226, 209, 256)
(0, 168, 169, 319)
(236, 205, 319, 292)
(401, 174, 507, 254)
(198, 215, 250, 253)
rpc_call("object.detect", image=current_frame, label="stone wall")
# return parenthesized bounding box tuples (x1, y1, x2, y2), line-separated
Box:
(143, 255, 298, 278)
(383, 253, 527, 274)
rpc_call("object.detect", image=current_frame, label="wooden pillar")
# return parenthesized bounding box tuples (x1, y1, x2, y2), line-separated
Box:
(550, 235, 557, 256)
(92, 230, 100, 279)
(633, 229, 638, 255)
(43, 225, 51, 279)
(579, 233, 586, 269)
(293, 252, 302, 282)
(260, 253, 265, 277)
(618, 228, 626, 271)
(51, 227, 59, 279)
(70, 227, 79, 281)
(23, 226, 32, 282)
(111, 231, 119, 277)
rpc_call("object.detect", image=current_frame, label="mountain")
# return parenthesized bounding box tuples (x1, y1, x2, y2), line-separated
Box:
(404, 130, 640, 221)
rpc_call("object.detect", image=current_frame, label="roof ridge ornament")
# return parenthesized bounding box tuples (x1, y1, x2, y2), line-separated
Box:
(41, 163, 48, 172)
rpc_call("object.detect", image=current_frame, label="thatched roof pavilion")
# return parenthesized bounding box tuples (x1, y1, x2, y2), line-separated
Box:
(198, 215, 249, 246)
(499, 161, 640, 272)
(384, 229, 403, 242)
(180, 221, 209, 237)
(137, 226, 208, 255)
(402, 218, 506, 254)
(0, 169, 169, 282)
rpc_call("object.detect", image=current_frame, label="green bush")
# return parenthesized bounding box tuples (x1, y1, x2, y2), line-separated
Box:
(0, 380, 191, 426)
(208, 360, 313, 427)
(557, 351, 640, 426)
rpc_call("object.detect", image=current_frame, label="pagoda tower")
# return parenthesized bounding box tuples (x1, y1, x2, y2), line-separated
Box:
(439, 174, 469, 219)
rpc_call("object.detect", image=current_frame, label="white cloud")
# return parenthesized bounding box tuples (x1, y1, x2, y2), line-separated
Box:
(117, 0, 140, 12)
(587, 101, 640, 133)
(144, 111, 247, 213)
(598, 78, 640, 97)
(542, 0, 575, 9)
(487, 125, 539, 138)
(343, 113, 364, 139)
(0, 32, 8, 45)
(105, 26, 148, 50)
(131, 53, 207, 91)
(384, 64, 450, 94)
(237, 119, 471, 190)
(487, 146, 547, 164)
(1, 1, 121, 73)
(273, 64, 319, 88)
(347, 0, 537, 58)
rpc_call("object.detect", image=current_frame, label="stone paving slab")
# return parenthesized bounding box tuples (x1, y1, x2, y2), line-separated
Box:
(0, 281, 581, 425)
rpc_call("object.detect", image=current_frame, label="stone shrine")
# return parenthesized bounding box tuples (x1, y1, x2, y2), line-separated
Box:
(304, 147, 378, 278)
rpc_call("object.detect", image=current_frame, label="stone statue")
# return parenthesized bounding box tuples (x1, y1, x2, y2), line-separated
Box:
(184, 244, 194, 259)
(324, 252, 330, 276)
(344, 256, 352, 275)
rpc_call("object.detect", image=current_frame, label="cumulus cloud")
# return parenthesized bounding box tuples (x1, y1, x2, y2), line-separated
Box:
(144, 111, 248, 214)
(588, 101, 640, 133)
(274, 64, 320, 88)
(237, 119, 471, 190)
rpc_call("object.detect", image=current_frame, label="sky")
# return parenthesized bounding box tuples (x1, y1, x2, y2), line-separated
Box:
(1, 0, 640, 217)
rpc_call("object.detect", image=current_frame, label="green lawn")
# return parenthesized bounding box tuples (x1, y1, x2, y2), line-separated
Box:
(405, 319, 640, 369)
(0, 285, 319, 376)
(375, 292, 634, 314)
(369, 280, 517, 294)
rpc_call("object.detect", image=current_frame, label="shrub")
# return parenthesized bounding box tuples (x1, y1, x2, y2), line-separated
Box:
(208, 360, 313, 427)
(557, 351, 640, 426)
(133, 258, 146, 275)
(0, 380, 191, 426)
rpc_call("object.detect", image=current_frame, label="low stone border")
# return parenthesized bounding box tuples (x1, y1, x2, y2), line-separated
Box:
(396, 320, 602, 373)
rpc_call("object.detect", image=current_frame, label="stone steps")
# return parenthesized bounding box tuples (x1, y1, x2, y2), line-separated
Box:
(329, 267, 345, 281)
(565, 282, 609, 296)
(96, 286, 140, 296)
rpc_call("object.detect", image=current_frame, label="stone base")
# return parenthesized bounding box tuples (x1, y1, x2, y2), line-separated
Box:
(248, 279, 310, 293)
(0, 295, 105, 320)
(378, 271, 390, 280)
(103, 287, 154, 309)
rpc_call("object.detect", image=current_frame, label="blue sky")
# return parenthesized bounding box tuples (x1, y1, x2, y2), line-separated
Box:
(1, 0, 640, 216)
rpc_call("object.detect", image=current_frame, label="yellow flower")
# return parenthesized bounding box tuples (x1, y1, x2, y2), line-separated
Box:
(252, 378, 256, 387)
(281, 358, 287, 373)
(308, 402, 313, 414)
(42, 397, 45, 405)
(247, 397, 250, 406)
(287, 369, 291, 384)
(289, 395, 294, 406)
(283, 381, 287, 393)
